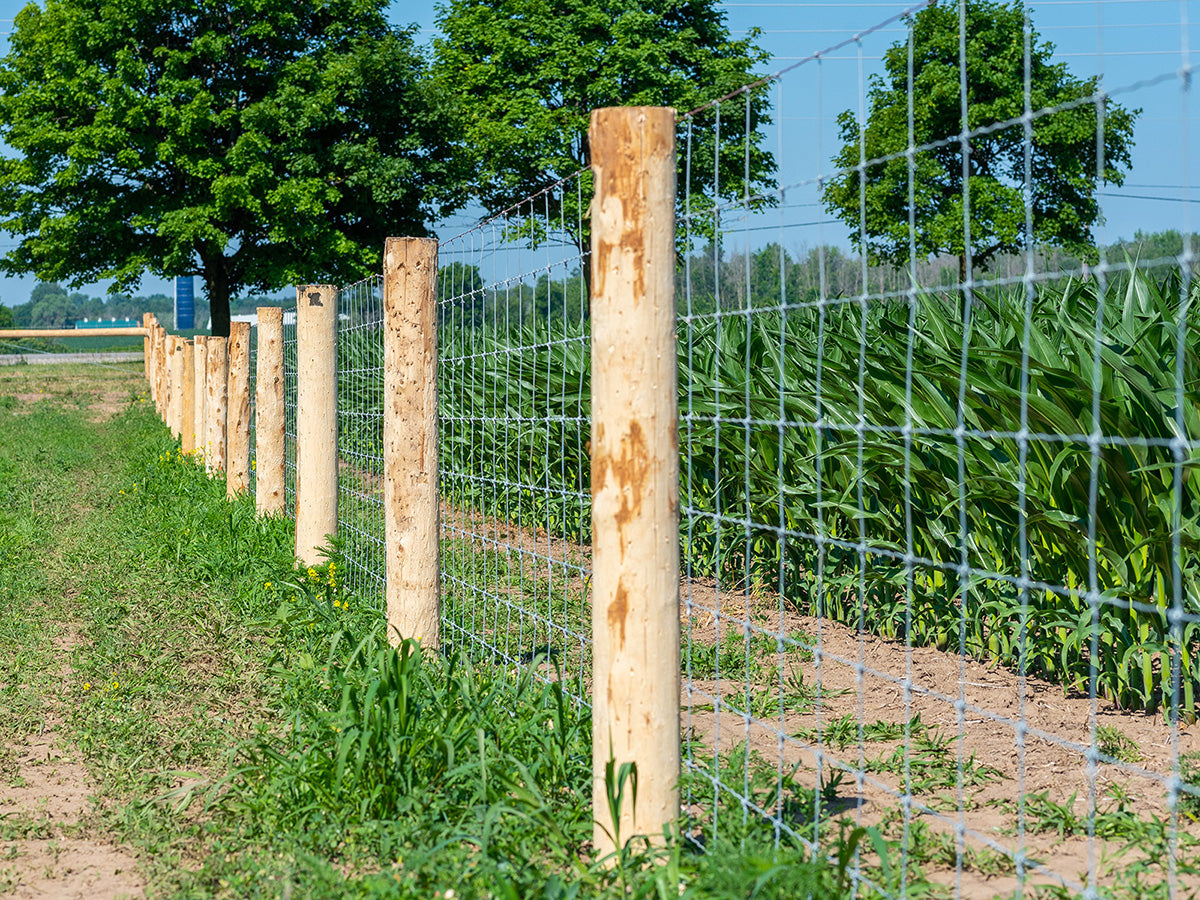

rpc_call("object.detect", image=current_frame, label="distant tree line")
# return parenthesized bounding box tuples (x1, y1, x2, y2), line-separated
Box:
(432, 228, 1199, 327)
(1, 281, 293, 329)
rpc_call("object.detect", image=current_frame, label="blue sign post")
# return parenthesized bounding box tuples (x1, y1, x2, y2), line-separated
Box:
(174, 276, 195, 330)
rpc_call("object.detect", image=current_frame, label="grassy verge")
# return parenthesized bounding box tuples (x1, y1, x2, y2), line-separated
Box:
(0, 365, 847, 899)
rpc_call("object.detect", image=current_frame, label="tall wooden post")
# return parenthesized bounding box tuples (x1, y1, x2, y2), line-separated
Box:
(255, 307, 285, 516)
(206, 336, 229, 476)
(166, 335, 181, 439)
(294, 285, 338, 567)
(147, 315, 158, 407)
(181, 340, 196, 454)
(227, 322, 252, 497)
(589, 106, 680, 856)
(383, 238, 440, 648)
(142, 313, 153, 391)
(193, 336, 208, 460)
(155, 325, 167, 421)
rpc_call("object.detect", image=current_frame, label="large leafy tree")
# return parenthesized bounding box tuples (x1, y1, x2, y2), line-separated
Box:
(432, 0, 777, 296)
(822, 0, 1138, 280)
(0, 0, 461, 336)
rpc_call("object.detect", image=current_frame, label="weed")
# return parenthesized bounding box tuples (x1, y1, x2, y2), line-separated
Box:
(1179, 752, 1200, 817)
(1097, 724, 1143, 764)
(865, 730, 1004, 793)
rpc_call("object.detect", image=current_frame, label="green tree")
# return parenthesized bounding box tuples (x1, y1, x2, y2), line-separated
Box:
(0, 305, 12, 329)
(0, 0, 461, 336)
(30, 283, 74, 328)
(822, 0, 1138, 281)
(30, 281, 67, 307)
(433, 0, 777, 298)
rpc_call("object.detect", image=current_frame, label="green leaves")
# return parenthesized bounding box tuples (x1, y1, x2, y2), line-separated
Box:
(822, 0, 1140, 274)
(0, 0, 461, 334)
(432, 0, 776, 257)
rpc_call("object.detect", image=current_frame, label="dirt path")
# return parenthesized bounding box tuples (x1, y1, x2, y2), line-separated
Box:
(0, 632, 144, 900)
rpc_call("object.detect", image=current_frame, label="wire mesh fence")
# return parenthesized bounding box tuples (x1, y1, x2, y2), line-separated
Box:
(282, 308, 298, 522)
(337, 277, 386, 607)
(251, 1, 1200, 893)
(437, 174, 595, 706)
(670, 2, 1200, 896)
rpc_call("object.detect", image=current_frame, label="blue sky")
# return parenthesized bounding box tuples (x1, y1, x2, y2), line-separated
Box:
(0, 0, 1196, 306)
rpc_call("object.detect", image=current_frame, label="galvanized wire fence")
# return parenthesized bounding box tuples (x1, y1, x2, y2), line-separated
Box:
(282, 311, 298, 520)
(257, 2, 1200, 894)
(671, 2, 1200, 896)
(337, 277, 386, 606)
(437, 174, 594, 705)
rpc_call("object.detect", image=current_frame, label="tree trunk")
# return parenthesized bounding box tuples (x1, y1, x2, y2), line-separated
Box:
(580, 244, 593, 321)
(202, 252, 232, 337)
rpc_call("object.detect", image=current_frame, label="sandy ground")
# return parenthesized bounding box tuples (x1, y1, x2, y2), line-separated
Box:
(1, 634, 144, 900)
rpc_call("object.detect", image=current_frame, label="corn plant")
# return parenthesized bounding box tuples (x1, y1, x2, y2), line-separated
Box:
(427, 264, 1200, 718)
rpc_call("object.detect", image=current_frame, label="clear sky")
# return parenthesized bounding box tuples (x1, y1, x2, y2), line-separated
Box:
(0, 0, 1196, 307)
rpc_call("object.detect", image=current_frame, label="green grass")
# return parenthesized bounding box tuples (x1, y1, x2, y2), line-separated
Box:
(8, 362, 1200, 899)
(0, 363, 847, 899)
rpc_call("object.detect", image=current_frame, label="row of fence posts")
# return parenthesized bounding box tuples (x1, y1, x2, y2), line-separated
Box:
(140, 107, 679, 858)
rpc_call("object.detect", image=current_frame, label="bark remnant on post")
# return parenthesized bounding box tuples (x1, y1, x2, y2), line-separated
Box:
(588, 105, 680, 858)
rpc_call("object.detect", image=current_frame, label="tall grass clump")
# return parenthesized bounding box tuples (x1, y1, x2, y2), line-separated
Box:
(427, 264, 1200, 718)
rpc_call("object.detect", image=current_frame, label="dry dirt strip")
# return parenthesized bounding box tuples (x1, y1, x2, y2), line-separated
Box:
(1, 634, 144, 900)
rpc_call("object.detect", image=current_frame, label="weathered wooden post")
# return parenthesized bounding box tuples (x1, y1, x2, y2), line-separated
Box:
(226, 321, 252, 497)
(166, 335, 181, 439)
(147, 315, 158, 406)
(255, 307, 285, 516)
(294, 285, 338, 567)
(205, 336, 229, 476)
(181, 340, 196, 454)
(382, 238, 440, 648)
(142, 313, 153, 393)
(193, 336, 208, 460)
(589, 106, 680, 856)
(154, 324, 167, 421)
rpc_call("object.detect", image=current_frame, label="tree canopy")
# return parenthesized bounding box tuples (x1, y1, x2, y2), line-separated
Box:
(0, 0, 461, 335)
(822, 0, 1139, 279)
(432, 0, 777, 285)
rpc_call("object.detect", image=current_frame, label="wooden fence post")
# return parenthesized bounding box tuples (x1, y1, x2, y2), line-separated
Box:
(194, 336, 208, 460)
(294, 285, 338, 568)
(155, 324, 167, 421)
(142, 313, 153, 394)
(181, 340, 196, 454)
(383, 238, 440, 648)
(147, 315, 158, 407)
(227, 321, 252, 497)
(167, 335, 181, 439)
(255, 307, 285, 516)
(206, 336, 229, 476)
(589, 106, 680, 856)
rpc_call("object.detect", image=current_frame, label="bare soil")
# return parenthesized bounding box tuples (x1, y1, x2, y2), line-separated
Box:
(0, 634, 143, 900)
